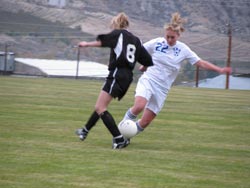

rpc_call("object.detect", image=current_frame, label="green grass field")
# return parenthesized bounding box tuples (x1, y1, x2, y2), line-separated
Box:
(0, 76, 249, 188)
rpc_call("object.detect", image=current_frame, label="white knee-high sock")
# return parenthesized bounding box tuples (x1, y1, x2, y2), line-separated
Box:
(123, 109, 137, 121)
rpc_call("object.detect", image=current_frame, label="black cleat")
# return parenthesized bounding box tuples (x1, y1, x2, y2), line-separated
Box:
(112, 137, 130, 149)
(75, 128, 88, 141)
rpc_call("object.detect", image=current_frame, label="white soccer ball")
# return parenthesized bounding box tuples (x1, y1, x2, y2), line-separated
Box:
(118, 120, 138, 139)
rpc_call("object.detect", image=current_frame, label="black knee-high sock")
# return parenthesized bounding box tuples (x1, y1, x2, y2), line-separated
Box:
(85, 111, 100, 131)
(100, 111, 121, 138)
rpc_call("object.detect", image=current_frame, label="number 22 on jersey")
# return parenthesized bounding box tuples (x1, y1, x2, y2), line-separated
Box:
(155, 42, 168, 53)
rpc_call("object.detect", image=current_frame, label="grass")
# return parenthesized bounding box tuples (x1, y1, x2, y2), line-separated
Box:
(0, 76, 249, 188)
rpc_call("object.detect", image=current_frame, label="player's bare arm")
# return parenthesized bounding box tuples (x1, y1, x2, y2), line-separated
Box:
(78, 40, 102, 47)
(196, 60, 232, 74)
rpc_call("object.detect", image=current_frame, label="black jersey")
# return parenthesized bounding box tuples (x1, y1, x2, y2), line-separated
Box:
(97, 29, 153, 100)
(97, 29, 153, 70)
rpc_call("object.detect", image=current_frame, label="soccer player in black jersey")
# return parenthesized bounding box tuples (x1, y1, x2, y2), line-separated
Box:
(75, 12, 153, 149)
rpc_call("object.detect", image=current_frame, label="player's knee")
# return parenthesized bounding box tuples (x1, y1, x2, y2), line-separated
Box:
(94, 105, 106, 115)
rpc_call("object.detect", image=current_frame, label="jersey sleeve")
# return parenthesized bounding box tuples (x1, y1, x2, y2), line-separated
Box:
(143, 38, 159, 54)
(137, 45, 154, 67)
(184, 45, 201, 65)
(96, 30, 119, 48)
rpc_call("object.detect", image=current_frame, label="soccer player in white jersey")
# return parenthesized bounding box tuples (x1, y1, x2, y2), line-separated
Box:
(75, 12, 153, 149)
(123, 12, 232, 135)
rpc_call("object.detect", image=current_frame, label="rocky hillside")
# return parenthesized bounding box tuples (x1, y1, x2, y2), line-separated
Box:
(0, 0, 249, 78)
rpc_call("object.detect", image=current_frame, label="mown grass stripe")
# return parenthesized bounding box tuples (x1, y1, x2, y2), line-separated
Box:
(0, 76, 249, 188)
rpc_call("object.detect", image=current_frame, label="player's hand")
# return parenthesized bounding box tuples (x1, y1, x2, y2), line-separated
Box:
(220, 67, 232, 74)
(139, 65, 147, 72)
(78, 41, 88, 47)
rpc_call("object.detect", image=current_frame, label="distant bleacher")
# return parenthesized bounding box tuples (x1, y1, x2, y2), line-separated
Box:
(14, 58, 108, 78)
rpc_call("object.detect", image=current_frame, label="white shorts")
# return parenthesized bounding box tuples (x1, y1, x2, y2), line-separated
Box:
(135, 76, 169, 114)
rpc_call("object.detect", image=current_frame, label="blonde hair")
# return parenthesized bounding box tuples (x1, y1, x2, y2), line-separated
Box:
(110, 12, 129, 29)
(164, 12, 186, 35)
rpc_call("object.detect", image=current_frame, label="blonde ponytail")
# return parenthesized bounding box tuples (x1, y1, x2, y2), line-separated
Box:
(110, 12, 129, 29)
(164, 12, 186, 35)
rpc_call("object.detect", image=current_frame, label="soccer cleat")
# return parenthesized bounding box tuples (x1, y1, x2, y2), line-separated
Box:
(112, 137, 130, 149)
(75, 128, 88, 141)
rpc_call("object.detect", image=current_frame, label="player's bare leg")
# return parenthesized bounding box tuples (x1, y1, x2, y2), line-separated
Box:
(134, 108, 156, 134)
(123, 96, 147, 121)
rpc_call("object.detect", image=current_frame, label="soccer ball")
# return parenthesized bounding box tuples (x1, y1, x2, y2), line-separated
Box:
(118, 120, 138, 139)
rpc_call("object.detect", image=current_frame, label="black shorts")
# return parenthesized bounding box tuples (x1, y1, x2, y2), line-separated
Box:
(102, 69, 133, 100)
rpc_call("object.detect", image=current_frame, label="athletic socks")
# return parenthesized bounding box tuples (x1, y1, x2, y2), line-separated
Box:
(124, 109, 144, 134)
(113, 135, 124, 143)
(136, 121, 144, 133)
(84, 111, 100, 131)
(100, 110, 122, 138)
(123, 108, 137, 121)
(83, 110, 126, 141)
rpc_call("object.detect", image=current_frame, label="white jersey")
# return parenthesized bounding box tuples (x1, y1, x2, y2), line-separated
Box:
(142, 37, 200, 91)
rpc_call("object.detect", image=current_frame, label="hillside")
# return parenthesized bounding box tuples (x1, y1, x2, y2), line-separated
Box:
(0, 0, 249, 80)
